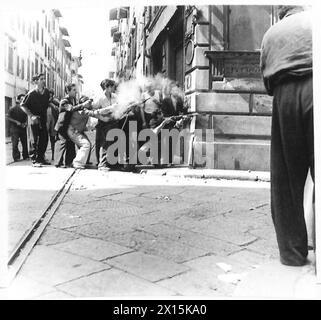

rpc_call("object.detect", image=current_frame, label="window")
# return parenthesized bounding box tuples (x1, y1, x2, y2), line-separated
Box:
(45, 15, 47, 29)
(22, 20, 25, 34)
(32, 62, 34, 77)
(48, 19, 51, 33)
(28, 23, 31, 38)
(21, 58, 25, 80)
(36, 21, 39, 41)
(40, 63, 43, 73)
(16, 56, 20, 76)
(41, 28, 44, 46)
(7, 43, 14, 73)
(32, 26, 35, 43)
(45, 43, 47, 57)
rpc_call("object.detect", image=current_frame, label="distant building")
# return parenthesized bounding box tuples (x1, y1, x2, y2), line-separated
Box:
(109, 5, 279, 171)
(3, 9, 82, 136)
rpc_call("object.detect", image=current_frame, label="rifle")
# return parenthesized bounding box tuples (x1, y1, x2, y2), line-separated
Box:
(152, 112, 198, 135)
(119, 97, 152, 120)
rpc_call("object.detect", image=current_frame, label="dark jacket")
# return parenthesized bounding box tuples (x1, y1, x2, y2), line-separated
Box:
(54, 95, 79, 135)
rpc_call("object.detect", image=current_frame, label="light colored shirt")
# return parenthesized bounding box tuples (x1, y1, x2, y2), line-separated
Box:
(260, 10, 312, 94)
(93, 93, 117, 122)
(142, 90, 161, 114)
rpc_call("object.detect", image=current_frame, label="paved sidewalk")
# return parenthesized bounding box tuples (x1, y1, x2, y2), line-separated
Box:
(1, 169, 279, 299)
(6, 164, 74, 257)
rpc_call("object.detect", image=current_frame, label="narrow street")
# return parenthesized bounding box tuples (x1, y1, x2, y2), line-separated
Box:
(2, 162, 277, 298)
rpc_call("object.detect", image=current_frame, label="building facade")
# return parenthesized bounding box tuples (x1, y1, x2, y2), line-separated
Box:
(3, 9, 83, 136)
(110, 5, 278, 171)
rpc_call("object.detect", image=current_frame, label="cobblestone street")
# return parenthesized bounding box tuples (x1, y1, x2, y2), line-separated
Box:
(2, 167, 279, 298)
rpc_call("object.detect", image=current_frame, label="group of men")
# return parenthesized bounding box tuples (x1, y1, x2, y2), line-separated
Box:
(7, 73, 187, 171)
(6, 4, 314, 268)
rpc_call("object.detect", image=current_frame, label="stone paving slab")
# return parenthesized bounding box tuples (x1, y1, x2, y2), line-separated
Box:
(141, 223, 241, 255)
(20, 245, 111, 286)
(51, 237, 133, 261)
(109, 234, 209, 263)
(233, 256, 320, 299)
(245, 238, 279, 258)
(37, 226, 81, 246)
(156, 270, 231, 297)
(227, 249, 270, 266)
(0, 275, 55, 299)
(183, 254, 251, 275)
(190, 219, 258, 246)
(33, 290, 75, 300)
(56, 269, 177, 297)
(105, 251, 190, 282)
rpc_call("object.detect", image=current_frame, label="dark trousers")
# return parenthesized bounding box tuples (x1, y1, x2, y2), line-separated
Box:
(11, 128, 28, 161)
(271, 75, 314, 266)
(29, 123, 48, 162)
(55, 132, 76, 167)
(96, 121, 119, 168)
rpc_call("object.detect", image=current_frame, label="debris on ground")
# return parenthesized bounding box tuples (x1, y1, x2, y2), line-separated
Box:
(218, 273, 247, 284)
(216, 262, 233, 273)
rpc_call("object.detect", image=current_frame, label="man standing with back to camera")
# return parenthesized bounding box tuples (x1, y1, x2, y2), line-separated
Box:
(260, 6, 313, 266)
(21, 73, 50, 167)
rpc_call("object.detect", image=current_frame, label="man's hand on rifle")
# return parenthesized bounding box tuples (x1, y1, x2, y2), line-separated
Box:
(30, 115, 40, 125)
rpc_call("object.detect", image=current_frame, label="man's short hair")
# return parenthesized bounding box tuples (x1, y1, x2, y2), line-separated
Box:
(100, 79, 115, 90)
(32, 73, 45, 82)
(49, 89, 55, 95)
(65, 83, 76, 93)
(16, 94, 25, 102)
(277, 5, 305, 19)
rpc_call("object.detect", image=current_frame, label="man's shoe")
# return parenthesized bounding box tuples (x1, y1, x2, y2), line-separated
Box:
(40, 159, 51, 165)
(98, 166, 110, 172)
(32, 162, 42, 167)
(72, 164, 85, 169)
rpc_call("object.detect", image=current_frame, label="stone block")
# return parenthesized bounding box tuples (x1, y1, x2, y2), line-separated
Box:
(106, 251, 190, 282)
(212, 78, 266, 93)
(214, 140, 270, 171)
(185, 69, 210, 92)
(196, 92, 251, 113)
(197, 5, 210, 22)
(212, 115, 271, 137)
(194, 24, 210, 45)
(252, 94, 273, 114)
(56, 269, 176, 297)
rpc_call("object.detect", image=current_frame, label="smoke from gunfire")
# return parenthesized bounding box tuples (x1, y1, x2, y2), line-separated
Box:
(112, 73, 184, 120)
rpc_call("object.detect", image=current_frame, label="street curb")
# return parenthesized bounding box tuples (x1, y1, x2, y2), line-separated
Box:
(140, 168, 270, 182)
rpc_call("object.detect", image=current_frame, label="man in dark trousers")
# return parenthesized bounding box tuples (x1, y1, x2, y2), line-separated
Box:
(260, 6, 313, 266)
(6, 94, 28, 162)
(21, 73, 50, 167)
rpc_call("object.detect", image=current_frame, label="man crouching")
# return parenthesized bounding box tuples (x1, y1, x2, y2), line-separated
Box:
(66, 85, 113, 169)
